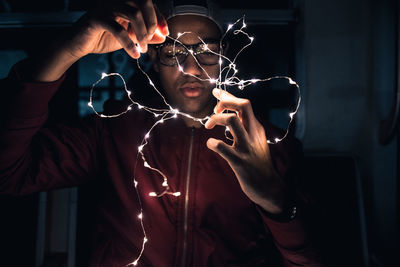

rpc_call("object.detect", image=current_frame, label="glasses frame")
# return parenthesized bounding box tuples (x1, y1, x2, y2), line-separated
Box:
(153, 40, 225, 67)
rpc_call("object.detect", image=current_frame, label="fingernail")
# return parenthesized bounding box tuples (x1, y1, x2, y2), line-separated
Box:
(213, 106, 218, 114)
(140, 43, 148, 53)
(212, 88, 220, 98)
(162, 25, 169, 36)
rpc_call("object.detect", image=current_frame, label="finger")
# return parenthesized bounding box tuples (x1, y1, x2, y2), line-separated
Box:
(155, 5, 169, 36)
(212, 88, 256, 129)
(108, 4, 147, 48)
(205, 113, 248, 147)
(206, 138, 240, 165)
(98, 18, 140, 58)
(148, 27, 167, 43)
(121, 6, 148, 53)
(137, 0, 158, 41)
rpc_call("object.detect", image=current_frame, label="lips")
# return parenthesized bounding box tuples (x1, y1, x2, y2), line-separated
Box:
(180, 82, 204, 98)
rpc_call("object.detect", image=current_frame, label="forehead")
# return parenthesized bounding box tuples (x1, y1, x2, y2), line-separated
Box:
(167, 15, 221, 44)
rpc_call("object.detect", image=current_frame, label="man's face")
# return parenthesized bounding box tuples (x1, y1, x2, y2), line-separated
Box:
(150, 15, 221, 118)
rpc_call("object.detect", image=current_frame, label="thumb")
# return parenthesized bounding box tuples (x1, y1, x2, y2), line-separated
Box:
(206, 138, 238, 164)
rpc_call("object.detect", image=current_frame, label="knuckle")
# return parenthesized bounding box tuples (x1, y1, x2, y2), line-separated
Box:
(147, 21, 157, 31)
(227, 114, 237, 125)
(240, 98, 251, 107)
(125, 41, 136, 50)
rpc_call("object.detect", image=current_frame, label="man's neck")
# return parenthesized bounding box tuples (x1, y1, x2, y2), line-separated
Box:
(182, 116, 204, 128)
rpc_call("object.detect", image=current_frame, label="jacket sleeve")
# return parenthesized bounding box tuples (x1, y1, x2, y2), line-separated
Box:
(256, 124, 325, 267)
(0, 63, 102, 196)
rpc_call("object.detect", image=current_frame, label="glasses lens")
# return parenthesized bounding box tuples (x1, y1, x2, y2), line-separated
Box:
(158, 42, 221, 66)
(195, 43, 220, 65)
(159, 43, 187, 66)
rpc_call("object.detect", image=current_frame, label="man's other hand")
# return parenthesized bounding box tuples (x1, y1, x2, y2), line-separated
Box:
(205, 88, 288, 215)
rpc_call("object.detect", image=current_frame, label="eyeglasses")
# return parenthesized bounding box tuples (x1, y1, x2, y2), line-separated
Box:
(155, 41, 222, 66)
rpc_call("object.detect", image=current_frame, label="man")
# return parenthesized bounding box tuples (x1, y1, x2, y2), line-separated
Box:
(0, 0, 323, 266)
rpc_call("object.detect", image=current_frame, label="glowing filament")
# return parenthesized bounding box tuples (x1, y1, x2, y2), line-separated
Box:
(87, 17, 302, 266)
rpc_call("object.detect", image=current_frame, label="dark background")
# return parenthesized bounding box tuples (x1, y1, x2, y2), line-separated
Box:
(0, 0, 398, 266)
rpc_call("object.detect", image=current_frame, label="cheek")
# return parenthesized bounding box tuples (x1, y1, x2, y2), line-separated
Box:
(205, 66, 220, 79)
(159, 67, 179, 89)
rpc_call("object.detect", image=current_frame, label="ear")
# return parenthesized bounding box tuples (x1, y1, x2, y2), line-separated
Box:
(148, 47, 160, 73)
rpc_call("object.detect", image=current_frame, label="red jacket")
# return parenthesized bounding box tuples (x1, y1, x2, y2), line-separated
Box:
(0, 66, 323, 266)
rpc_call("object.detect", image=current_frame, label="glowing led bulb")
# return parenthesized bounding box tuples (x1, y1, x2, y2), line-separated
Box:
(127, 90, 132, 96)
(219, 59, 223, 65)
(134, 180, 138, 187)
(249, 37, 254, 42)
(100, 114, 106, 118)
(162, 181, 168, 187)
(173, 192, 181, 197)
(149, 192, 157, 197)
(138, 145, 144, 152)
(288, 78, 296, 85)
(251, 79, 258, 83)
(178, 66, 183, 72)
(145, 133, 150, 139)
(87, 102, 93, 107)
(136, 43, 143, 53)
(159, 119, 164, 123)
(228, 24, 233, 30)
(177, 32, 182, 38)
(243, 22, 247, 28)
(132, 260, 138, 266)
(209, 78, 217, 84)
(144, 162, 150, 168)
(138, 213, 143, 219)
(289, 112, 295, 119)
(188, 49, 194, 54)
(101, 72, 107, 79)
(127, 106, 132, 111)
(144, 237, 148, 243)
(274, 138, 280, 143)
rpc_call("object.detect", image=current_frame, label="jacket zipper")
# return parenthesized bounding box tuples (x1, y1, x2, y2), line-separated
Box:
(181, 128, 195, 267)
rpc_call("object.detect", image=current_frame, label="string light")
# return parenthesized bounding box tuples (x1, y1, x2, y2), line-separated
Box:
(88, 16, 301, 266)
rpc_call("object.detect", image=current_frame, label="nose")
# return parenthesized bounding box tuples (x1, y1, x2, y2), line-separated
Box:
(181, 54, 202, 77)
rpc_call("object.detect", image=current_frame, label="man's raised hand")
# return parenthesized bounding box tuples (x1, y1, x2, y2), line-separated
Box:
(68, 0, 168, 60)
(27, 0, 168, 82)
(205, 88, 288, 215)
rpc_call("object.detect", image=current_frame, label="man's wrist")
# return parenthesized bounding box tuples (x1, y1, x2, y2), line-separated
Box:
(258, 194, 298, 222)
